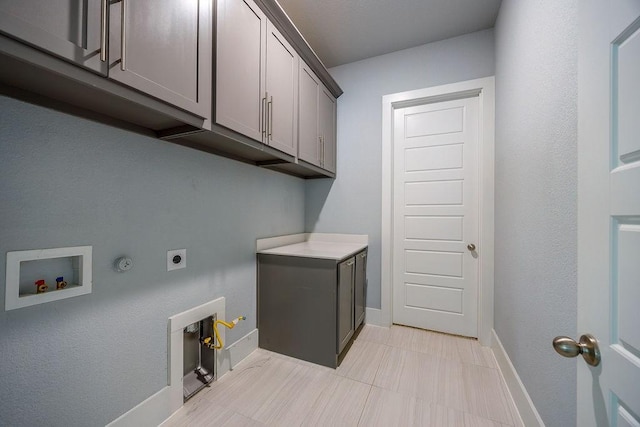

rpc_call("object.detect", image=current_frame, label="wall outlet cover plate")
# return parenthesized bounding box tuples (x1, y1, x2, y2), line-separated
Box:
(167, 249, 186, 271)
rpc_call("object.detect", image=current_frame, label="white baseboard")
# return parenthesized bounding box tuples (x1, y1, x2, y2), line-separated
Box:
(217, 328, 259, 376)
(106, 386, 172, 427)
(365, 307, 391, 327)
(491, 329, 544, 427)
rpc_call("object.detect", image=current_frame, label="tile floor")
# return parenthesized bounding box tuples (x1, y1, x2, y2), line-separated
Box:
(162, 324, 523, 427)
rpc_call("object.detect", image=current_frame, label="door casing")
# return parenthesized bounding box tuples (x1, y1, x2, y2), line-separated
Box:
(377, 77, 495, 346)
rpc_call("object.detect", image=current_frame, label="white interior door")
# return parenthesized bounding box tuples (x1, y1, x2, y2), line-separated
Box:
(577, 1, 640, 425)
(392, 96, 479, 338)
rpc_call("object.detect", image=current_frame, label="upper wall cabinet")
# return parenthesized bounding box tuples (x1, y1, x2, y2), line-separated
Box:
(108, 0, 211, 118)
(216, 0, 298, 157)
(0, 0, 108, 75)
(0, 0, 211, 119)
(299, 62, 336, 172)
(319, 84, 336, 173)
(0, 0, 341, 178)
(264, 21, 298, 157)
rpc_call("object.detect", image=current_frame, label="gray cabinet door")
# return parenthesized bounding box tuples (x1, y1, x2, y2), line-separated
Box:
(216, 0, 266, 142)
(298, 62, 321, 166)
(354, 250, 367, 328)
(0, 0, 108, 74)
(319, 85, 337, 173)
(264, 21, 297, 157)
(109, 0, 211, 118)
(337, 257, 355, 354)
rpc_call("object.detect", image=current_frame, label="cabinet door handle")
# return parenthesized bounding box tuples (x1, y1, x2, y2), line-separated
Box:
(345, 260, 354, 266)
(100, 0, 108, 62)
(268, 96, 273, 140)
(318, 135, 322, 164)
(261, 95, 267, 138)
(120, 0, 126, 71)
(360, 253, 367, 259)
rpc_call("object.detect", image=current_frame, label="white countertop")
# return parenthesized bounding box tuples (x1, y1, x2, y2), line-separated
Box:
(257, 234, 368, 261)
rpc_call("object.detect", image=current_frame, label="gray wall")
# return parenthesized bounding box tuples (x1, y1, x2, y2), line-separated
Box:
(494, 1, 578, 425)
(305, 29, 495, 308)
(0, 95, 305, 426)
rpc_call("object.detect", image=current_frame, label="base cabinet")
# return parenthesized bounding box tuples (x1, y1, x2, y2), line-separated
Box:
(257, 249, 367, 368)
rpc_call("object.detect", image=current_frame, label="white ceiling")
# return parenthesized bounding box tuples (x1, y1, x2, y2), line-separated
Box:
(276, 0, 502, 68)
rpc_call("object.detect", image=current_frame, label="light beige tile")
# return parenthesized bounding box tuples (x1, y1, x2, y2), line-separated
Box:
(373, 346, 439, 403)
(359, 387, 508, 427)
(499, 375, 525, 427)
(436, 333, 496, 369)
(463, 362, 514, 425)
(335, 340, 387, 384)
(437, 358, 514, 425)
(252, 363, 334, 426)
(386, 324, 420, 350)
(302, 375, 371, 426)
(357, 324, 391, 345)
(421, 402, 510, 427)
(162, 400, 264, 427)
(358, 386, 422, 426)
(204, 353, 300, 418)
(387, 325, 497, 369)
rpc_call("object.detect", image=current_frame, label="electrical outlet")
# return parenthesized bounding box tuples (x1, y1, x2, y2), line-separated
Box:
(167, 249, 186, 271)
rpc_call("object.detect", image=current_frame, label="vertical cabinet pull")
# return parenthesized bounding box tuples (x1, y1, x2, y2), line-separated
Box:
(318, 135, 322, 164)
(120, 0, 126, 71)
(268, 96, 273, 140)
(100, 0, 108, 62)
(261, 95, 267, 138)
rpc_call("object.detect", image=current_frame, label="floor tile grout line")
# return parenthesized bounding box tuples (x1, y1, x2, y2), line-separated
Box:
(355, 383, 374, 427)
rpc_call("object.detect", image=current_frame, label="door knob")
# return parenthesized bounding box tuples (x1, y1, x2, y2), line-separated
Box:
(552, 334, 601, 366)
(467, 243, 476, 251)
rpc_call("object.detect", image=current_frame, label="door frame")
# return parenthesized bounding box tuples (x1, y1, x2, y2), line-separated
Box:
(378, 77, 495, 345)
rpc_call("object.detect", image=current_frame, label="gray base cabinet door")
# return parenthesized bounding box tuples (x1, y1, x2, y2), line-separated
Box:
(108, 0, 211, 118)
(337, 257, 355, 354)
(0, 0, 108, 74)
(354, 250, 367, 328)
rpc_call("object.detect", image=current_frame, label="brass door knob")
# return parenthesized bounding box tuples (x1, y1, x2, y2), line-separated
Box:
(552, 334, 601, 366)
(467, 243, 476, 251)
